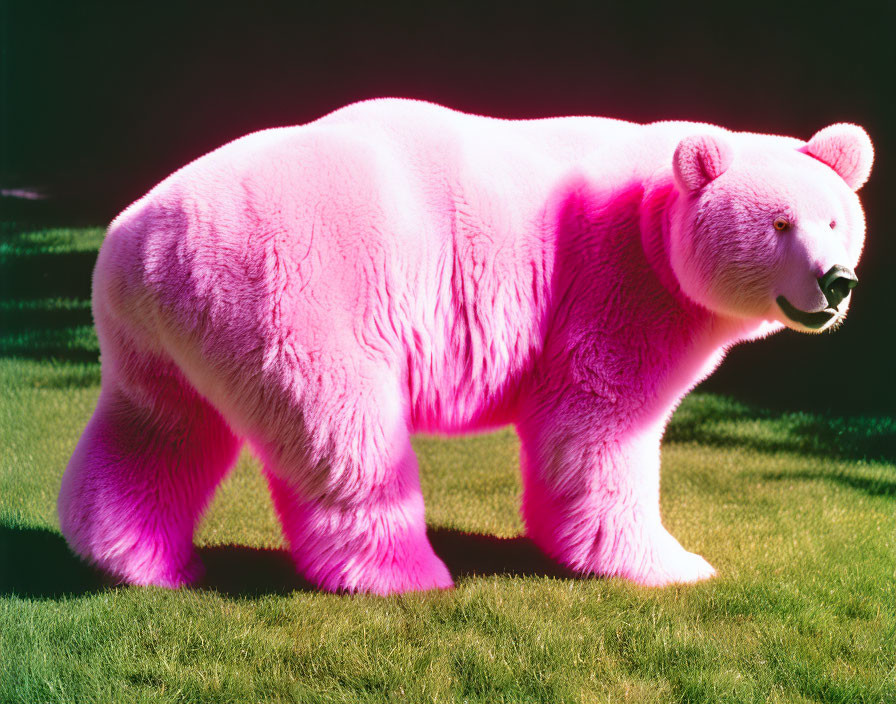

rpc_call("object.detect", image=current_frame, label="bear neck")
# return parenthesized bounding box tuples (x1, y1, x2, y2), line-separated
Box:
(616, 172, 772, 422)
(639, 173, 763, 348)
(535, 171, 761, 430)
(639, 176, 701, 315)
(641, 179, 684, 306)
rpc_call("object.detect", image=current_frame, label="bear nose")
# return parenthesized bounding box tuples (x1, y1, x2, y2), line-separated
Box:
(817, 265, 858, 309)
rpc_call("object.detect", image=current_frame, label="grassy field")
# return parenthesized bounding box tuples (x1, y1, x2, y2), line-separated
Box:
(1, 224, 894, 703)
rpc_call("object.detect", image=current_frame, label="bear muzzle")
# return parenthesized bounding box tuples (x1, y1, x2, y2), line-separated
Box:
(775, 264, 857, 331)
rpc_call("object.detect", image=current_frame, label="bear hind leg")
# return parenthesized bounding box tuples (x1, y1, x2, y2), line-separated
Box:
(255, 379, 452, 595)
(58, 352, 241, 587)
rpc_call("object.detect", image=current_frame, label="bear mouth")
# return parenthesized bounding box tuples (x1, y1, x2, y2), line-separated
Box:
(775, 296, 838, 329)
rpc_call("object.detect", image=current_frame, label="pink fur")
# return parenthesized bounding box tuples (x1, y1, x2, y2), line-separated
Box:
(58, 99, 873, 593)
(803, 123, 874, 191)
(673, 134, 733, 192)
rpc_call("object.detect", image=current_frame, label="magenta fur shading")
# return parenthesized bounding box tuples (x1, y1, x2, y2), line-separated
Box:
(58, 99, 874, 594)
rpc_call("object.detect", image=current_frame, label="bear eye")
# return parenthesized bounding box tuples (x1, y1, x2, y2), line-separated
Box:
(773, 217, 790, 232)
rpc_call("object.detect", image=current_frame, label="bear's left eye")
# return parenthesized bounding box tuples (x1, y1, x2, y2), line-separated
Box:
(773, 217, 790, 232)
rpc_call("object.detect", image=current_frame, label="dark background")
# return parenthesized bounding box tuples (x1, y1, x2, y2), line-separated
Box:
(2, 0, 893, 413)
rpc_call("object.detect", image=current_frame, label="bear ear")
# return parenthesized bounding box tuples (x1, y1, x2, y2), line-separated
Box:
(802, 123, 874, 191)
(672, 134, 734, 193)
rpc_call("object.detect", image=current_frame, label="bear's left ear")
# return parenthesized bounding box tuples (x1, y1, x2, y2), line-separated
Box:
(673, 134, 734, 193)
(802, 123, 874, 191)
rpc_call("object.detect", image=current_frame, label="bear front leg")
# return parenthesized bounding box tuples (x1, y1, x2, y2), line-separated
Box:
(255, 383, 452, 596)
(517, 408, 716, 587)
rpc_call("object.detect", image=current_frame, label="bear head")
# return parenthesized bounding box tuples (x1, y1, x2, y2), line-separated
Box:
(667, 123, 873, 333)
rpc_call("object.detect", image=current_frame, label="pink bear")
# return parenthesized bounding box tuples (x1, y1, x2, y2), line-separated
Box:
(58, 99, 873, 594)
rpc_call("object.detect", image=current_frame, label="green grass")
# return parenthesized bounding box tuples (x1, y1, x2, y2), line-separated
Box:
(1, 224, 894, 703)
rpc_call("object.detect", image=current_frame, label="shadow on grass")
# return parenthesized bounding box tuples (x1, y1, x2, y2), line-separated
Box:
(666, 395, 896, 465)
(198, 545, 311, 596)
(0, 251, 96, 301)
(0, 340, 99, 364)
(1, 236, 100, 374)
(0, 524, 112, 598)
(761, 470, 896, 498)
(0, 304, 93, 332)
(0, 524, 311, 599)
(427, 526, 574, 581)
(0, 524, 570, 600)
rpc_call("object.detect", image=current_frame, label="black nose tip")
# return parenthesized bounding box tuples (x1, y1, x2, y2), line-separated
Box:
(818, 265, 858, 309)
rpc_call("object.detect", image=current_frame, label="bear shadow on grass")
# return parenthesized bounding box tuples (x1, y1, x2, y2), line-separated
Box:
(0, 524, 572, 600)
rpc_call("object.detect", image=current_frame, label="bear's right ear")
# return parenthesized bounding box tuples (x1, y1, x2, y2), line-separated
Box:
(802, 123, 874, 191)
(673, 134, 733, 193)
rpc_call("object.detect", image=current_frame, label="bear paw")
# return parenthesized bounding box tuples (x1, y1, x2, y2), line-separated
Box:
(130, 552, 206, 589)
(634, 548, 716, 587)
(306, 545, 454, 596)
(358, 554, 454, 596)
(92, 544, 205, 589)
(621, 531, 717, 587)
